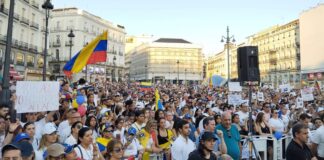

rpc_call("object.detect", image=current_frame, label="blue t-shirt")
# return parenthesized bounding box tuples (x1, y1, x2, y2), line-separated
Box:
(216, 124, 241, 160)
(189, 123, 197, 142)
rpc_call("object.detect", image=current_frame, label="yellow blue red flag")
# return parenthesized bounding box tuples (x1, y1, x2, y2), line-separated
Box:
(155, 89, 164, 111)
(63, 31, 108, 76)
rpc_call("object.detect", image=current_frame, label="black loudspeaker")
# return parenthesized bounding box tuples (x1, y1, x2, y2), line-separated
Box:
(237, 46, 260, 85)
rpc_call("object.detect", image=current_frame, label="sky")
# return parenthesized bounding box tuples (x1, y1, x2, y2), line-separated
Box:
(53, 0, 324, 57)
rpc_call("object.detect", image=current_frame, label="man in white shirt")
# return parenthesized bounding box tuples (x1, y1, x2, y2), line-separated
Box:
(171, 120, 195, 160)
(236, 102, 249, 125)
(311, 115, 324, 159)
(58, 110, 81, 143)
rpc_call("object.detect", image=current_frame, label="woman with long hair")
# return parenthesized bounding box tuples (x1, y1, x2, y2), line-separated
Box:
(113, 117, 126, 142)
(87, 93, 96, 108)
(138, 119, 163, 160)
(23, 122, 39, 150)
(74, 127, 104, 160)
(157, 118, 174, 160)
(65, 121, 83, 146)
(35, 123, 59, 160)
(255, 112, 272, 135)
(106, 139, 124, 160)
(85, 115, 99, 139)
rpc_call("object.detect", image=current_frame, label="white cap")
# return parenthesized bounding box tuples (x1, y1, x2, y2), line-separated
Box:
(43, 122, 57, 135)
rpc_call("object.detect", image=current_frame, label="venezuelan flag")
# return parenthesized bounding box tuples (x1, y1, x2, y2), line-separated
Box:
(140, 82, 152, 91)
(155, 89, 164, 111)
(63, 31, 108, 76)
(96, 137, 111, 152)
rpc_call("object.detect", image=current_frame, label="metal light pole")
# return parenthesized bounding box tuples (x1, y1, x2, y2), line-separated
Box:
(177, 60, 179, 85)
(221, 26, 235, 85)
(185, 68, 187, 85)
(68, 29, 75, 60)
(144, 64, 147, 82)
(1, 0, 15, 105)
(112, 56, 116, 82)
(42, 0, 53, 81)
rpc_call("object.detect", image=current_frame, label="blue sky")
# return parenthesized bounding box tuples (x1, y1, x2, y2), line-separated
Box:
(53, 0, 324, 56)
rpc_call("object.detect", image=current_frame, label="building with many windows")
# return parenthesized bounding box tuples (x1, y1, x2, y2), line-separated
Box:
(0, 0, 49, 81)
(128, 38, 203, 84)
(48, 7, 126, 81)
(247, 19, 300, 87)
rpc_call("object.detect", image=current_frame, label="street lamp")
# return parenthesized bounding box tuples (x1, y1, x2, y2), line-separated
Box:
(185, 69, 187, 85)
(42, 0, 53, 81)
(68, 29, 75, 60)
(112, 56, 116, 82)
(221, 26, 235, 85)
(1, 0, 15, 105)
(176, 60, 180, 85)
(144, 64, 147, 81)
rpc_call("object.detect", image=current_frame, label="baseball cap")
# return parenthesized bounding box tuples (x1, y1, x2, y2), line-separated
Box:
(63, 144, 74, 154)
(183, 113, 192, 119)
(14, 132, 30, 143)
(201, 131, 218, 141)
(43, 122, 57, 135)
(46, 143, 65, 157)
(128, 127, 137, 135)
(1, 143, 20, 157)
(18, 141, 34, 158)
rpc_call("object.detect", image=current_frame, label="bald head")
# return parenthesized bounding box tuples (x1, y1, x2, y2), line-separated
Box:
(221, 112, 232, 129)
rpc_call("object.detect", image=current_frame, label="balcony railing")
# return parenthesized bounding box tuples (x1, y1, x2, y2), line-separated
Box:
(27, 62, 34, 67)
(0, 35, 6, 43)
(16, 61, 25, 66)
(0, 7, 9, 15)
(29, 44, 37, 53)
(65, 41, 73, 46)
(30, 21, 39, 29)
(24, 0, 30, 4)
(21, 17, 29, 25)
(52, 42, 61, 47)
(31, 0, 39, 9)
(13, 13, 20, 20)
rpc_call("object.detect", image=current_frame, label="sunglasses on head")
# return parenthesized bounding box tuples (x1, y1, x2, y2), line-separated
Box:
(75, 125, 83, 129)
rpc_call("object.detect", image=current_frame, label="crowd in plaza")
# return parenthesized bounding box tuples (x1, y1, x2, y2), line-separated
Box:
(0, 78, 323, 160)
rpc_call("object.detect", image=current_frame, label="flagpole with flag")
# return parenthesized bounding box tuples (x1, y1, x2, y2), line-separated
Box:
(63, 31, 108, 77)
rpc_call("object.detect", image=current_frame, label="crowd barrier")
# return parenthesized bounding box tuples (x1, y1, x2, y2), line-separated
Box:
(241, 134, 292, 160)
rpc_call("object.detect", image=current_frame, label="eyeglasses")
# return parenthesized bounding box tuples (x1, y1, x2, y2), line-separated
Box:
(113, 147, 123, 153)
(227, 130, 232, 138)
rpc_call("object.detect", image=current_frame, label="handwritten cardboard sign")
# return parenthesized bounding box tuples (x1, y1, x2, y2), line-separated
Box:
(229, 82, 242, 92)
(301, 88, 314, 102)
(228, 94, 242, 106)
(257, 92, 264, 101)
(15, 81, 60, 113)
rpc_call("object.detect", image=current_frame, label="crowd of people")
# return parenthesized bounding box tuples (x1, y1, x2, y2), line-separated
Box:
(0, 78, 323, 160)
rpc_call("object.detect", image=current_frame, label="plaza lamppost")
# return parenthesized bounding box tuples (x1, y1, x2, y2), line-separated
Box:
(112, 56, 116, 82)
(68, 29, 75, 60)
(1, 0, 15, 105)
(185, 69, 187, 85)
(176, 60, 180, 85)
(144, 64, 147, 81)
(42, 0, 53, 81)
(221, 26, 235, 84)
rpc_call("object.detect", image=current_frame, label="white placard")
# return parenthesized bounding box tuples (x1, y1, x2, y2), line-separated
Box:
(296, 97, 304, 108)
(16, 81, 60, 113)
(257, 92, 264, 101)
(252, 93, 257, 100)
(301, 88, 314, 101)
(229, 82, 242, 92)
(279, 84, 291, 93)
(228, 94, 242, 106)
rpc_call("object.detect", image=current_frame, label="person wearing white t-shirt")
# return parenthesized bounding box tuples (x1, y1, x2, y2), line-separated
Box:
(312, 117, 324, 159)
(269, 110, 285, 133)
(65, 121, 83, 146)
(171, 120, 195, 160)
(74, 127, 104, 160)
(58, 110, 81, 143)
(236, 103, 249, 125)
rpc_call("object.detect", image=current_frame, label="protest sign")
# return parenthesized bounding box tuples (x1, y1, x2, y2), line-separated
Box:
(229, 82, 242, 92)
(228, 94, 242, 106)
(279, 84, 291, 93)
(257, 92, 264, 101)
(301, 88, 314, 101)
(252, 93, 257, 100)
(296, 97, 304, 108)
(15, 81, 60, 113)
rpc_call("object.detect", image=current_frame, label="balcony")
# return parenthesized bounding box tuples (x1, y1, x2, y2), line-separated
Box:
(16, 61, 25, 66)
(27, 62, 34, 67)
(31, 0, 39, 9)
(29, 44, 38, 53)
(21, 17, 29, 25)
(13, 13, 20, 20)
(0, 7, 9, 15)
(0, 35, 6, 43)
(30, 21, 39, 30)
(22, 42, 29, 50)
(41, 26, 46, 32)
(65, 41, 73, 47)
(52, 42, 61, 47)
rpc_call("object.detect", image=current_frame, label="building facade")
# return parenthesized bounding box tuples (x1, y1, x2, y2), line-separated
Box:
(247, 19, 300, 87)
(300, 4, 324, 84)
(48, 7, 126, 82)
(128, 38, 203, 84)
(0, 0, 50, 81)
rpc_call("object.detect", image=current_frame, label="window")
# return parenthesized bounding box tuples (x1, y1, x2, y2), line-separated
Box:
(26, 55, 34, 67)
(16, 53, 24, 66)
(22, 8, 26, 18)
(32, 13, 35, 22)
(56, 35, 60, 44)
(56, 49, 59, 60)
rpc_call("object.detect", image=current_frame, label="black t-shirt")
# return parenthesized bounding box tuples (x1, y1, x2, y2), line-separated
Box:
(188, 150, 217, 160)
(286, 140, 312, 160)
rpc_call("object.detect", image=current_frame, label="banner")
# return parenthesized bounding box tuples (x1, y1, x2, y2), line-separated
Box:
(301, 88, 314, 101)
(15, 81, 60, 113)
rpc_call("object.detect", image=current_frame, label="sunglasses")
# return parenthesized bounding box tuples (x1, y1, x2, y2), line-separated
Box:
(104, 130, 113, 133)
(227, 130, 232, 138)
(113, 147, 123, 153)
(75, 125, 83, 129)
